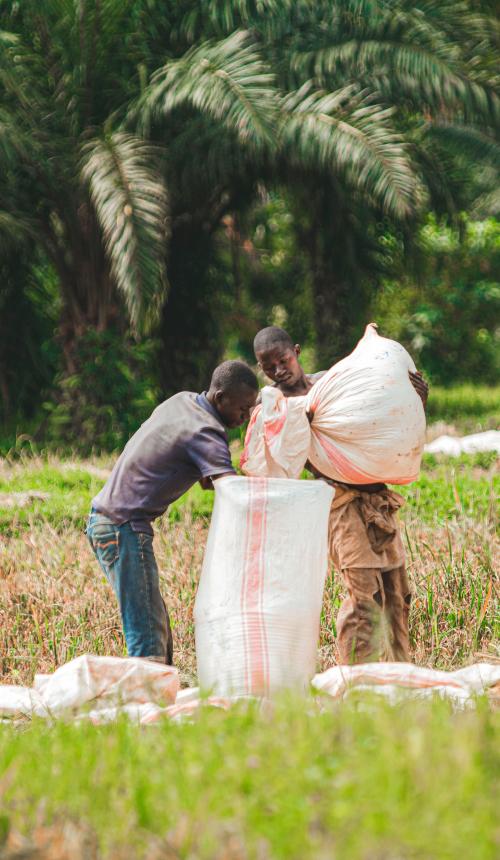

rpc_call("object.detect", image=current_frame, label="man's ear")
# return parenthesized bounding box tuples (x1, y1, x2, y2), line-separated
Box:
(213, 388, 225, 405)
(294, 344, 301, 357)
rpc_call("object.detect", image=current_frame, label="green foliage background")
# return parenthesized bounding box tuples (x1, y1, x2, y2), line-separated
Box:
(0, 0, 498, 451)
(373, 218, 500, 384)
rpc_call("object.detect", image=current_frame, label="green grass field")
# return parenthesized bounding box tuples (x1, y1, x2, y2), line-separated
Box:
(0, 395, 498, 858)
(0, 449, 497, 536)
(427, 384, 500, 425)
(0, 697, 498, 859)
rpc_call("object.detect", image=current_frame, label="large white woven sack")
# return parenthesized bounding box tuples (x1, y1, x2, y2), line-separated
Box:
(241, 324, 426, 484)
(194, 476, 334, 697)
(312, 662, 500, 708)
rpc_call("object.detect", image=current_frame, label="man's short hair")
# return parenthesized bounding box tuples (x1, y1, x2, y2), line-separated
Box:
(210, 360, 258, 393)
(253, 326, 294, 355)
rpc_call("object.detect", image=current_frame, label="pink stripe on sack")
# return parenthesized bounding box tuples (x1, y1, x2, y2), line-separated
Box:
(257, 484, 270, 692)
(263, 400, 287, 444)
(240, 406, 262, 470)
(314, 432, 418, 485)
(240, 478, 269, 696)
(345, 666, 466, 691)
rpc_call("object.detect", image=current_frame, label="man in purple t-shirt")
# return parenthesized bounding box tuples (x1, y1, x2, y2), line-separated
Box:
(86, 360, 258, 664)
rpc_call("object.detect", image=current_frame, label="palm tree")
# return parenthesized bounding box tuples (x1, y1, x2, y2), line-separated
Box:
(0, 0, 498, 423)
(0, 0, 170, 376)
(132, 29, 283, 392)
(0, 3, 284, 411)
(133, 22, 425, 388)
(277, 0, 499, 362)
(141, 0, 498, 367)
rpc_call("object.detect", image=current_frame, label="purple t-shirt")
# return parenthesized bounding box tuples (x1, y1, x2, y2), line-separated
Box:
(92, 392, 235, 534)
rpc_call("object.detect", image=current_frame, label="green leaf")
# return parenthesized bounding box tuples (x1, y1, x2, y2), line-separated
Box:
(137, 30, 279, 149)
(81, 132, 169, 332)
(281, 84, 421, 218)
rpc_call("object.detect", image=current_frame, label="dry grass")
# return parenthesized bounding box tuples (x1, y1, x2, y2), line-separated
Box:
(0, 455, 498, 859)
(0, 505, 497, 687)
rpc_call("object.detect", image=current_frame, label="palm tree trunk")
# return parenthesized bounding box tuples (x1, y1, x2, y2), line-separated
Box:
(50, 203, 122, 375)
(294, 184, 371, 368)
(158, 220, 224, 396)
(311, 263, 356, 369)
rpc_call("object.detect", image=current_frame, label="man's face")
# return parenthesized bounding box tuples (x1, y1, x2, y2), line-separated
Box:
(214, 384, 258, 428)
(256, 344, 303, 390)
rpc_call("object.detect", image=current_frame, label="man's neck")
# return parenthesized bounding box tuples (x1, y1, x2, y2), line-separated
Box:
(203, 390, 224, 422)
(275, 371, 313, 398)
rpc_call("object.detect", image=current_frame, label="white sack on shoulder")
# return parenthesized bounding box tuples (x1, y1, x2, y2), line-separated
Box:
(306, 324, 425, 484)
(194, 476, 334, 698)
(242, 324, 426, 485)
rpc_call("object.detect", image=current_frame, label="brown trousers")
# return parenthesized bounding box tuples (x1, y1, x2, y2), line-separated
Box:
(327, 483, 411, 664)
(336, 565, 411, 664)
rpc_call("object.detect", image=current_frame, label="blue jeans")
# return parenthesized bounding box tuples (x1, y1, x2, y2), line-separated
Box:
(86, 511, 173, 664)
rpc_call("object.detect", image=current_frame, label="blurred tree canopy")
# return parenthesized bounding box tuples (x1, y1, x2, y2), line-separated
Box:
(373, 217, 500, 384)
(0, 0, 498, 449)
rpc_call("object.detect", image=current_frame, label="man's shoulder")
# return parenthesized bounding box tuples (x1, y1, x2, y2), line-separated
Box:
(165, 391, 226, 434)
(154, 391, 203, 419)
(141, 391, 202, 433)
(159, 391, 197, 407)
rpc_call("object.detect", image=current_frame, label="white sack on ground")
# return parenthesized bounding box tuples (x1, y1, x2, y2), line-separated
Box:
(425, 430, 500, 456)
(241, 324, 426, 485)
(194, 475, 334, 697)
(0, 657, 228, 725)
(1, 657, 499, 722)
(34, 654, 179, 715)
(0, 685, 46, 720)
(312, 662, 500, 708)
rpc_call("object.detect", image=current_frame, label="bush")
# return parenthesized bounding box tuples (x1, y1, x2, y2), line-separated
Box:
(374, 218, 500, 384)
(44, 330, 160, 454)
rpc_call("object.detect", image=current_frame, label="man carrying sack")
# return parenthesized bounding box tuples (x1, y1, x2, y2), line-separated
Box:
(253, 326, 428, 665)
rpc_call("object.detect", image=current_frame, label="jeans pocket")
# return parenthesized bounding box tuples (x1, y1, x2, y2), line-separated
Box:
(91, 523, 120, 567)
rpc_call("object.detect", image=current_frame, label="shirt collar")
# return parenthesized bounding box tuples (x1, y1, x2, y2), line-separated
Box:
(196, 392, 226, 427)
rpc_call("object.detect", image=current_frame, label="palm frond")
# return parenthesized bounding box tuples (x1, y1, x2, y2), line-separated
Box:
(471, 186, 500, 217)
(81, 132, 169, 332)
(0, 210, 36, 245)
(281, 84, 422, 218)
(422, 123, 500, 168)
(137, 30, 278, 149)
(287, 0, 499, 124)
(0, 29, 19, 47)
(293, 40, 500, 125)
(182, 0, 312, 44)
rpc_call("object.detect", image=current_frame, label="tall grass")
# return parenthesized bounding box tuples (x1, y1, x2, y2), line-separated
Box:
(0, 455, 497, 685)
(0, 697, 498, 859)
(0, 451, 498, 858)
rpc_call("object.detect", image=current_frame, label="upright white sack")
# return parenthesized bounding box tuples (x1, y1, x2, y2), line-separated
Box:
(194, 476, 334, 697)
(242, 324, 426, 485)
